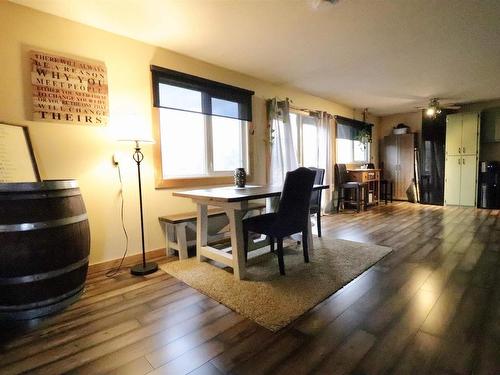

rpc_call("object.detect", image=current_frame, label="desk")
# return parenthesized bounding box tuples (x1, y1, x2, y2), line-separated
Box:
(347, 169, 381, 206)
(173, 184, 328, 279)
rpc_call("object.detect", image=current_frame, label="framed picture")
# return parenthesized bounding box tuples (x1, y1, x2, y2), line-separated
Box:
(0, 123, 41, 183)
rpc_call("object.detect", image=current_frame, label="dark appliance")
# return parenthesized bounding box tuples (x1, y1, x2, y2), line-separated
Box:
(478, 161, 500, 208)
(419, 111, 448, 205)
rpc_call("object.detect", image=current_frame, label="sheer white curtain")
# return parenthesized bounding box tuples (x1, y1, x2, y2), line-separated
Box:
(317, 112, 334, 212)
(267, 98, 298, 185)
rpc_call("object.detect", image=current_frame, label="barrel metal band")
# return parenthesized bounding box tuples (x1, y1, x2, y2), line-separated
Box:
(0, 285, 85, 311)
(0, 180, 78, 193)
(0, 213, 88, 232)
(0, 256, 89, 285)
(0, 189, 82, 201)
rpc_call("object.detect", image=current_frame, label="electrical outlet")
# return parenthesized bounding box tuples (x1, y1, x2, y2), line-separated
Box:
(112, 153, 119, 166)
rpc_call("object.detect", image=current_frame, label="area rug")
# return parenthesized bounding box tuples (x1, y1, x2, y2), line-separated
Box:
(160, 238, 392, 331)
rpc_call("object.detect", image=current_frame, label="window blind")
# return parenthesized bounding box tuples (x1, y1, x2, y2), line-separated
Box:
(335, 115, 373, 140)
(151, 65, 254, 122)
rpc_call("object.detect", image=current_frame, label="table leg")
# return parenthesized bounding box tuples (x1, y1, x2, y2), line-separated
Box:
(196, 203, 208, 262)
(226, 208, 246, 280)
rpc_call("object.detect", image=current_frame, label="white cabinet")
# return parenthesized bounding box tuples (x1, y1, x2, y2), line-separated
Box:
(444, 112, 480, 206)
(460, 155, 477, 206)
(444, 155, 462, 206)
(445, 115, 463, 155)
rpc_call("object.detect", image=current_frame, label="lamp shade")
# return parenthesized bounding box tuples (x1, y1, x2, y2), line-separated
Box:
(111, 113, 154, 143)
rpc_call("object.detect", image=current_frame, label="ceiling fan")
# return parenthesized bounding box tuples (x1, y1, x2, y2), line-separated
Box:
(417, 98, 461, 118)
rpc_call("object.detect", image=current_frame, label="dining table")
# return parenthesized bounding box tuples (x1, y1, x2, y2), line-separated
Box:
(173, 183, 329, 280)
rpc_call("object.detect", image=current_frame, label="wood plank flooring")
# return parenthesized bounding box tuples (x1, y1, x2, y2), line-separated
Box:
(1, 202, 499, 375)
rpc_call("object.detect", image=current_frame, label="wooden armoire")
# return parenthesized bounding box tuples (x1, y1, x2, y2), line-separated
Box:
(381, 133, 416, 200)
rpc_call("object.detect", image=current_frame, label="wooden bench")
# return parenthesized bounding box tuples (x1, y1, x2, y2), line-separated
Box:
(159, 202, 265, 260)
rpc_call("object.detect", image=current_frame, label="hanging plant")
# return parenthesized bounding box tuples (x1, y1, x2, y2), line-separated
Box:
(354, 128, 372, 150)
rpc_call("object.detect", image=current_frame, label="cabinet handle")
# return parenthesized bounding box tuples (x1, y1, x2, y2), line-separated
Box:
(458, 147, 461, 154)
(463, 158, 465, 165)
(463, 147, 465, 153)
(458, 158, 461, 165)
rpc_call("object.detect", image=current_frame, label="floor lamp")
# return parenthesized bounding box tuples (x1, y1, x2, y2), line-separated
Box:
(122, 139, 158, 276)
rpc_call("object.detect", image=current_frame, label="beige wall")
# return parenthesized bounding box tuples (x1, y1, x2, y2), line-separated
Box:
(379, 111, 422, 140)
(0, 2, 380, 264)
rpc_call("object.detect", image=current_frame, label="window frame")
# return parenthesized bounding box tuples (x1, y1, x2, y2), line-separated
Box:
(150, 66, 254, 188)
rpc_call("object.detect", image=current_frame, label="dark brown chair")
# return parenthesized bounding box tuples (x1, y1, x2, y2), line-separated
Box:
(243, 167, 316, 275)
(335, 164, 367, 213)
(308, 167, 325, 237)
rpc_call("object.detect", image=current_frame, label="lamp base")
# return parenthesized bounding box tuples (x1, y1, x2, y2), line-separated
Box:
(130, 262, 158, 276)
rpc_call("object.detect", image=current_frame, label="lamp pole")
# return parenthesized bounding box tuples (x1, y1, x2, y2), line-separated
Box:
(130, 140, 158, 276)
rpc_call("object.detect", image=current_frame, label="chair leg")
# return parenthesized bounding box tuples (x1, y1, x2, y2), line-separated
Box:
(337, 188, 341, 213)
(243, 227, 249, 262)
(356, 187, 360, 213)
(270, 236, 275, 252)
(390, 182, 393, 203)
(276, 238, 285, 275)
(384, 182, 388, 205)
(316, 212, 322, 238)
(302, 229, 309, 263)
(364, 185, 368, 209)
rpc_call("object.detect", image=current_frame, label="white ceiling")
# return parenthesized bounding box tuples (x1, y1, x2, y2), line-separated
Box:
(11, 0, 500, 116)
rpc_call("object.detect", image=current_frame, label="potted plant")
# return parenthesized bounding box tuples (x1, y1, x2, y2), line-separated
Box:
(354, 128, 372, 150)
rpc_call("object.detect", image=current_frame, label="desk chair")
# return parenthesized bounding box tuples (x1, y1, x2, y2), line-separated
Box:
(308, 167, 325, 237)
(243, 167, 316, 275)
(335, 164, 367, 213)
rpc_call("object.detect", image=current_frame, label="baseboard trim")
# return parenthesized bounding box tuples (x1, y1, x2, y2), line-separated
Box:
(88, 248, 167, 275)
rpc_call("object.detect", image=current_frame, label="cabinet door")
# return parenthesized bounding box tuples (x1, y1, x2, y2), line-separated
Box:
(397, 134, 415, 200)
(461, 112, 479, 155)
(460, 155, 477, 206)
(383, 135, 398, 187)
(444, 155, 461, 205)
(446, 114, 463, 156)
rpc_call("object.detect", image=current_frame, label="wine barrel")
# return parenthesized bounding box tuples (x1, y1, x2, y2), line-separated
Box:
(0, 180, 90, 320)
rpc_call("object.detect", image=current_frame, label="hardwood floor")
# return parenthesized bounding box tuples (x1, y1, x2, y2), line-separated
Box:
(1, 202, 499, 375)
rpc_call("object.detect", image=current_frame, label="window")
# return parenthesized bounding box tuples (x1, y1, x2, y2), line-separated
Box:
(285, 112, 320, 167)
(336, 139, 370, 164)
(151, 66, 254, 187)
(335, 115, 372, 164)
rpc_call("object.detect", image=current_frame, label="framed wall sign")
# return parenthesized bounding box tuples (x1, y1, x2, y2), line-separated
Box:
(0, 123, 41, 183)
(30, 50, 109, 126)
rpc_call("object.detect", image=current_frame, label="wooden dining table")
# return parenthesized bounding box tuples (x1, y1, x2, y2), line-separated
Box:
(173, 184, 329, 280)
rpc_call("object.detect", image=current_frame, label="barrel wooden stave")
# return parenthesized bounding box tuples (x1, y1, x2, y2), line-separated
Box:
(0, 180, 90, 320)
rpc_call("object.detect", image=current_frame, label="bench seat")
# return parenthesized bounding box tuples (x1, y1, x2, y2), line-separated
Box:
(159, 202, 265, 260)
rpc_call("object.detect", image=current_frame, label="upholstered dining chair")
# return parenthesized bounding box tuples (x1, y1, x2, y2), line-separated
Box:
(308, 167, 325, 237)
(335, 163, 367, 213)
(243, 167, 316, 275)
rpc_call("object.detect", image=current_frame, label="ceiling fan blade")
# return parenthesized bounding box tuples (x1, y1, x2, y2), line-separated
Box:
(444, 105, 461, 109)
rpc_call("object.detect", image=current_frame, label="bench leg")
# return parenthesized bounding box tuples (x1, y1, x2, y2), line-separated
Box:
(165, 223, 176, 256)
(175, 222, 189, 260)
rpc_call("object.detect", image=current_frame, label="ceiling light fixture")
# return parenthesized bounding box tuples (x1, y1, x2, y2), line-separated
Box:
(425, 98, 442, 118)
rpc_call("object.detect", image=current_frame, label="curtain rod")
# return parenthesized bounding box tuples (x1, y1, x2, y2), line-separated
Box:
(289, 105, 330, 118)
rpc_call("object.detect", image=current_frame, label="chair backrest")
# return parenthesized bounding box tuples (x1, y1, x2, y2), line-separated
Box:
(334, 164, 349, 186)
(277, 167, 316, 228)
(308, 167, 325, 209)
(367, 163, 375, 169)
